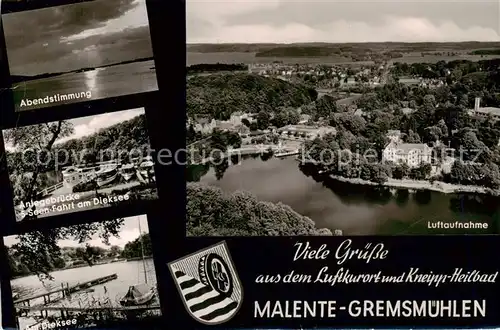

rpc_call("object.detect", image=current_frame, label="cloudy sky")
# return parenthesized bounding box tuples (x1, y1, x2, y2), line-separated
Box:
(4, 215, 150, 248)
(187, 0, 500, 43)
(55, 107, 145, 144)
(2, 108, 144, 151)
(3, 0, 154, 75)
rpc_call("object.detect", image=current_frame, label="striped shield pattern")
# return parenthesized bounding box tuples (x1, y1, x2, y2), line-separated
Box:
(168, 241, 243, 325)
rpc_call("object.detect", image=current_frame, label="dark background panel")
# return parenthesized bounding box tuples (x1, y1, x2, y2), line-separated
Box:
(0, 0, 184, 329)
(167, 236, 500, 328)
(145, 0, 186, 322)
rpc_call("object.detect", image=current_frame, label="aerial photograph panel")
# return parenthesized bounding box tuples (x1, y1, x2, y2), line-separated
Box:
(186, 0, 500, 236)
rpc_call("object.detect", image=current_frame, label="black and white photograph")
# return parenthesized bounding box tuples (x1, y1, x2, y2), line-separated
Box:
(2, 0, 158, 111)
(3, 108, 158, 221)
(186, 1, 500, 236)
(4, 214, 161, 330)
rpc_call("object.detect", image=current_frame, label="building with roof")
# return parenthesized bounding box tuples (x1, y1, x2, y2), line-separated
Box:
(382, 141, 433, 168)
(469, 97, 500, 120)
(298, 114, 311, 124)
(228, 112, 252, 126)
(193, 117, 216, 134)
(277, 125, 336, 140)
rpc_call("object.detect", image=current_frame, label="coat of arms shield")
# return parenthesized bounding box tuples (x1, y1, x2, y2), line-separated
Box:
(168, 241, 243, 325)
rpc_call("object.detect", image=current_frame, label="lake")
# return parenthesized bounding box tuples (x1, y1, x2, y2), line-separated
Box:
(187, 52, 372, 66)
(187, 52, 500, 66)
(12, 259, 159, 329)
(13, 60, 158, 111)
(194, 157, 500, 235)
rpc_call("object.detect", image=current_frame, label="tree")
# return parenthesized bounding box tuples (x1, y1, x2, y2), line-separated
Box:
(438, 105, 470, 133)
(256, 111, 271, 130)
(480, 162, 500, 189)
(476, 126, 500, 149)
(454, 130, 490, 162)
(186, 183, 332, 236)
(121, 233, 153, 259)
(370, 163, 391, 184)
(330, 113, 366, 135)
(187, 74, 316, 119)
(403, 130, 421, 143)
(271, 108, 300, 128)
(409, 163, 432, 180)
(393, 163, 410, 179)
(9, 219, 125, 279)
(315, 95, 338, 119)
(4, 121, 74, 211)
(423, 126, 444, 145)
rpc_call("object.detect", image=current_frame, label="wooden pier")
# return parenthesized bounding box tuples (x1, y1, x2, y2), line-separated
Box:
(14, 273, 118, 307)
(275, 150, 300, 158)
(16, 304, 161, 319)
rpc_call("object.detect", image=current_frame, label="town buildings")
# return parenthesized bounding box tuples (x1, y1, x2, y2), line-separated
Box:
(190, 112, 254, 134)
(382, 141, 433, 168)
(191, 117, 216, 134)
(277, 125, 336, 140)
(469, 97, 500, 120)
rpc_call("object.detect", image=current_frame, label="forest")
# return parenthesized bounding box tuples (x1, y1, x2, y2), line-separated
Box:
(188, 42, 500, 54)
(187, 74, 317, 120)
(187, 63, 248, 74)
(255, 46, 404, 61)
(186, 183, 331, 236)
(470, 49, 500, 56)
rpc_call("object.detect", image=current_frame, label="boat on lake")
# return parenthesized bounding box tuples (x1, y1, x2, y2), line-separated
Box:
(96, 165, 119, 187)
(119, 217, 155, 306)
(61, 166, 85, 188)
(120, 163, 136, 181)
(120, 283, 155, 306)
(138, 156, 155, 181)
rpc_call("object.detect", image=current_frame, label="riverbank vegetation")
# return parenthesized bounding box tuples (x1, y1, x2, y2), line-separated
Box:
(6, 219, 152, 278)
(187, 74, 317, 120)
(187, 128, 242, 165)
(186, 183, 331, 236)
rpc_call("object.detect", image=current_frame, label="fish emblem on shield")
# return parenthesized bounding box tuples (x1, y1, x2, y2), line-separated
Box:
(168, 241, 243, 325)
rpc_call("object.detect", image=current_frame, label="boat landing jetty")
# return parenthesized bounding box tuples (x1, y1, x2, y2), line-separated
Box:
(15, 273, 118, 311)
(16, 304, 162, 319)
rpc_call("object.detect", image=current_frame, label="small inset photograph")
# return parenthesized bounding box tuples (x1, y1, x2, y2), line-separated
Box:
(4, 214, 161, 330)
(2, 0, 158, 111)
(3, 108, 158, 221)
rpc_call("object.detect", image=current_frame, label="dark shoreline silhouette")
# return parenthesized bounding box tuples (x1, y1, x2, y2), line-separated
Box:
(187, 63, 247, 74)
(10, 56, 155, 84)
